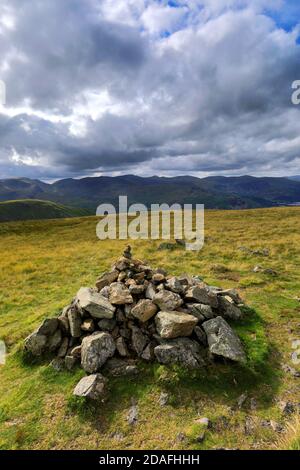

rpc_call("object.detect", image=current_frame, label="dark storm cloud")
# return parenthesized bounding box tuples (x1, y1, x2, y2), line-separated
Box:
(0, 0, 300, 178)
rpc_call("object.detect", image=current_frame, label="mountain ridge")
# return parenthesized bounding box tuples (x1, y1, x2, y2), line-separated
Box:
(1, 175, 300, 214)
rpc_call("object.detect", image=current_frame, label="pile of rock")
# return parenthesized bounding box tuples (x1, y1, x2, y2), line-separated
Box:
(24, 247, 247, 399)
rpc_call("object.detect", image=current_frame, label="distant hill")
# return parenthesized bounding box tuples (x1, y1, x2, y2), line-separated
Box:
(1, 175, 300, 213)
(0, 199, 90, 222)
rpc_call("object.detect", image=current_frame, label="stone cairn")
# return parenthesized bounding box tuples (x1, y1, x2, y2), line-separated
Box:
(24, 246, 247, 400)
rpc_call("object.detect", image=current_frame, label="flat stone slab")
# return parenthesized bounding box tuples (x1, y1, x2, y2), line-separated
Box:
(76, 287, 116, 319)
(73, 373, 108, 399)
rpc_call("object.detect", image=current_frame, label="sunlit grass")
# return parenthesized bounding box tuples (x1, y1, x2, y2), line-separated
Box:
(0, 207, 300, 449)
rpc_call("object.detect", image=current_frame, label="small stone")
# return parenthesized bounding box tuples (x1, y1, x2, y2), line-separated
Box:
(68, 307, 82, 338)
(81, 319, 95, 333)
(152, 273, 165, 283)
(165, 277, 185, 294)
(57, 315, 70, 335)
(159, 392, 169, 407)
(77, 287, 116, 319)
(73, 373, 108, 400)
(131, 326, 148, 356)
(282, 363, 300, 378)
(131, 299, 158, 322)
(116, 337, 129, 357)
(279, 401, 295, 414)
(105, 358, 138, 377)
(57, 337, 69, 358)
(202, 316, 246, 363)
(109, 282, 133, 305)
(81, 332, 116, 373)
(185, 286, 218, 308)
(95, 270, 119, 291)
(218, 297, 242, 320)
(237, 393, 248, 409)
(186, 303, 214, 321)
(129, 283, 145, 295)
(153, 290, 183, 311)
(36, 318, 59, 336)
(154, 337, 205, 369)
(24, 332, 47, 356)
(194, 326, 207, 345)
(155, 311, 198, 339)
(115, 256, 131, 271)
(127, 404, 138, 425)
(141, 341, 156, 361)
(145, 282, 156, 300)
(70, 345, 81, 359)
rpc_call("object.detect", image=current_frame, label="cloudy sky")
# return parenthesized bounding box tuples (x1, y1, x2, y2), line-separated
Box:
(0, 0, 299, 180)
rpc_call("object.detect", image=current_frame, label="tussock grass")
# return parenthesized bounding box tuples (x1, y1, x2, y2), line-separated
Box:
(0, 207, 300, 449)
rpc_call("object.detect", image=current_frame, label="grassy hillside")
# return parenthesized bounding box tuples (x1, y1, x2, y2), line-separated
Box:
(0, 208, 299, 450)
(0, 199, 90, 222)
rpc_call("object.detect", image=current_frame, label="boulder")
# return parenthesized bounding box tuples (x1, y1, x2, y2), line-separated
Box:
(109, 282, 133, 305)
(95, 270, 119, 291)
(81, 332, 116, 373)
(185, 286, 218, 308)
(153, 290, 183, 311)
(68, 307, 82, 338)
(131, 299, 158, 322)
(73, 373, 108, 400)
(76, 287, 116, 319)
(154, 337, 206, 369)
(202, 316, 246, 363)
(155, 311, 198, 339)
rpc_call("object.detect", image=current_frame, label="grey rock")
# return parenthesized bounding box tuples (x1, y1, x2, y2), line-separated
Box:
(155, 311, 198, 339)
(185, 286, 218, 308)
(58, 315, 70, 335)
(73, 373, 108, 400)
(152, 273, 166, 283)
(217, 289, 243, 304)
(131, 326, 148, 356)
(279, 401, 295, 414)
(77, 287, 116, 319)
(47, 329, 62, 352)
(218, 296, 242, 320)
(159, 392, 169, 407)
(98, 318, 117, 331)
(116, 337, 129, 357)
(141, 341, 156, 361)
(57, 337, 69, 358)
(165, 277, 185, 294)
(131, 299, 158, 322)
(99, 285, 110, 298)
(145, 282, 156, 300)
(282, 363, 300, 378)
(114, 256, 131, 271)
(186, 303, 214, 320)
(153, 290, 183, 311)
(24, 332, 47, 356)
(127, 404, 138, 425)
(202, 316, 246, 363)
(68, 307, 82, 338)
(81, 332, 116, 373)
(129, 284, 145, 295)
(194, 326, 207, 346)
(109, 282, 133, 305)
(154, 337, 206, 369)
(95, 270, 119, 291)
(237, 393, 248, 409)
(36, 318, 59, 336)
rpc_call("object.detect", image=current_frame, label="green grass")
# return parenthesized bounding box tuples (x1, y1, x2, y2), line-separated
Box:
(0, 199, 90, 222)
(0, 207, 300, 449)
